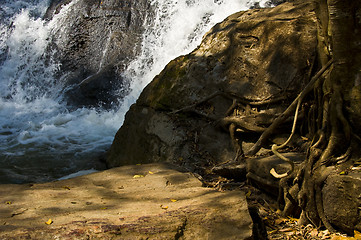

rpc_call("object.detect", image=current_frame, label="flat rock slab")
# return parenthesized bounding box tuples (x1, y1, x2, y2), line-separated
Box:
(0, 163, 253, 239)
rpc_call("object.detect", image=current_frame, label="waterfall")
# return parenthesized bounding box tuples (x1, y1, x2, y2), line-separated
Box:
(0, 0, 272, 183)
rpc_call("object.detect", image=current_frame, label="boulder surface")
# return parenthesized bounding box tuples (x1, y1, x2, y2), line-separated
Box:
(0, 163, 254, 239)
(106, 1, 317, 173)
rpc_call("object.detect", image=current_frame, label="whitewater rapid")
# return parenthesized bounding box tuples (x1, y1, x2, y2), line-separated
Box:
(0, 0, 271, 183)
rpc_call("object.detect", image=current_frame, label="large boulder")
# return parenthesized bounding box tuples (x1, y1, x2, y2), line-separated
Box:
(45, 0, 152, 108)
(107, 1, 317, 174)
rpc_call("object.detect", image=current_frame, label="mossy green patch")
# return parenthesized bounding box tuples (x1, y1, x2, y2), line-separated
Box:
(148, 56, 189, 110)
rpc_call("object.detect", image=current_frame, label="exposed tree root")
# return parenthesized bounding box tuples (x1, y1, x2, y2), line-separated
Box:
(171, 91, 222, 114)
(246, 59, 333, 156)
(220, 116, 268, 133)
(274, 64, 358, 234)
(270, 99, 301, 178)
(171, 91, 286, 115)
(229, 123, 243, 161)
(171, 90, 289, 161)
(170, 56, 355, 234)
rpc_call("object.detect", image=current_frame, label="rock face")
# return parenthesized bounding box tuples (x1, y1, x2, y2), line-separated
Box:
(106, 1, 317, 173)
(322, 172, 361, 235)
(0, 163, 255, 239)
(45, 0, 152, 108)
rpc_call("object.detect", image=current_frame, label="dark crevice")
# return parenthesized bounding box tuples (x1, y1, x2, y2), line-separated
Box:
(174, 217, 187, 240)
(248, 206, 268, 240)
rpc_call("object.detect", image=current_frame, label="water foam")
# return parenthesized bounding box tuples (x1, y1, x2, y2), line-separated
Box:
(117, 0, 259, 124)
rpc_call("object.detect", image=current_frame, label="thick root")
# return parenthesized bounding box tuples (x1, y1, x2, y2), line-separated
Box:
(247, 59, 333, 156)
(270, 99, 301, 178)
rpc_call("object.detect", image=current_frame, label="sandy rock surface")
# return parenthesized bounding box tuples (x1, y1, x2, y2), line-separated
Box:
(0, 163, 253, 239)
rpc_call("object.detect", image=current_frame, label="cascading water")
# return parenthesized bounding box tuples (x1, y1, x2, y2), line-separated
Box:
(0, 0, 272, 184)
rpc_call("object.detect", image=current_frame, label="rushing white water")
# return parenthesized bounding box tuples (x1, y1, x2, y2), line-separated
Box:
(0, 0, 270, 183)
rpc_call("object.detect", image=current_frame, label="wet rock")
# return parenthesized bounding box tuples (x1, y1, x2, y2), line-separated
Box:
(43, 0, 72, 20)
(45, 0, 153, 108)
(212, 163, 247, 182)
(65, 65, 126, 108)
(107, 1, 317, 173)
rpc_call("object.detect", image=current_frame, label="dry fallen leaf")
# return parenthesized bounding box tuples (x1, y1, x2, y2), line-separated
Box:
(133, 175, 144, 178)
(310, 229, 319, 237)
(268, 229, 278, 234)
(45, 219, 53, 225)
(287, 217, 299, 222)
(275, 218, 287, 225)
(170, 199, 177, 202)
(354, 231, 361, 239)
(351, 166, 361, 171)
(330, 236, 350, 240)
(278, 227, 295, 233)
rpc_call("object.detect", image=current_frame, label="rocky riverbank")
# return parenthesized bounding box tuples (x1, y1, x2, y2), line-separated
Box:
(1, 162, 361, 239)
(104, 0, 361, 236)
(0, 163, 255, 239)
(2, 0, 361, 238)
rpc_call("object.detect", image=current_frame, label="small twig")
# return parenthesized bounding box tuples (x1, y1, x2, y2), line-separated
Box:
(171, 91, 287, 115)
(225, 98, 238, 116)
(171, 91, 222, 114)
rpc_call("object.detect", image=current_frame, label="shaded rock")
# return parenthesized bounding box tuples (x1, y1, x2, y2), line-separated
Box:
(65, 65, 125, 108)
(246, 152, 305, 196)
(322, 172, 361, 235)
(211, 151, 306, 188)
(45, 0, 152, 108)
(248, 206, 268, 240)
(0, 163, 254, 239)
(43, 0, 72, 20)
(212, 163, 247, 182)
(107, 1, 317, 175)
(211, 152, 305, 196)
